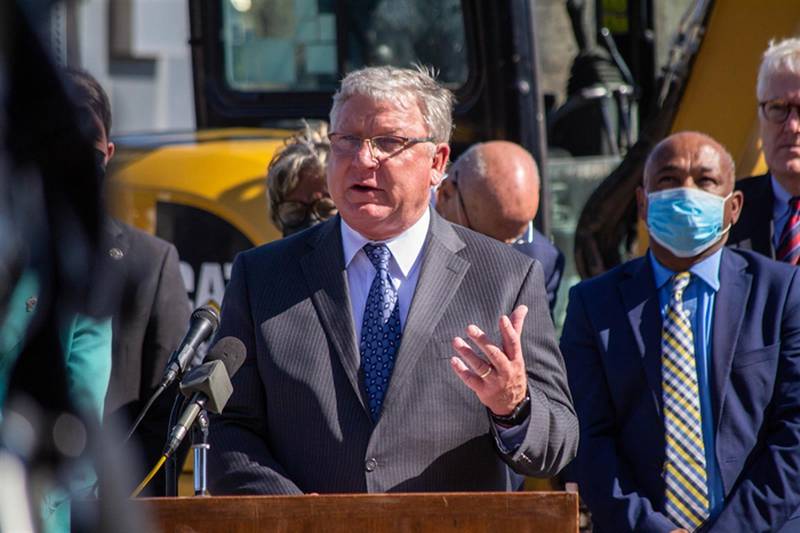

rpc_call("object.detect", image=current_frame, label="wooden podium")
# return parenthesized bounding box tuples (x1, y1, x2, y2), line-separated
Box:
(136, 492, 578, 533)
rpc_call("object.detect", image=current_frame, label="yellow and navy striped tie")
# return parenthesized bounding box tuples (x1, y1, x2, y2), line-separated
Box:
(662, 272, 709, 530)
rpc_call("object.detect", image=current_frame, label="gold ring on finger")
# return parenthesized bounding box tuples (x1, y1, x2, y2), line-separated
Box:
(478, 366, 493, 379)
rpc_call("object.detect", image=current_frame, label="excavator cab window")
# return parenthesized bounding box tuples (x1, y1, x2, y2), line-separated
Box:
(192, 0, 476, 128)
(220, 0, 468, 92)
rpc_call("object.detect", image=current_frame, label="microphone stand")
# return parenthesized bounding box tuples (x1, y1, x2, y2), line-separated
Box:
(164, 394, 186, 497)
(164, 395, 212, 497)
(191, 410, 210, 496)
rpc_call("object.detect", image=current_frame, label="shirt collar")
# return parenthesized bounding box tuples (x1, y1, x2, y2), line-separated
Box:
(340, 208, 430, 277)
(771, 173, 793, 219)
(648, 248, 722, 293)
(514, 221, 535, 245)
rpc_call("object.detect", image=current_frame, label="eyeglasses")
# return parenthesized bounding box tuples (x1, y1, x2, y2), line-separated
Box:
(759, 99, 800, 123)
(447, 170, 473, 230)
(276, 196, 337, 227)
(328, 132, 435, 159)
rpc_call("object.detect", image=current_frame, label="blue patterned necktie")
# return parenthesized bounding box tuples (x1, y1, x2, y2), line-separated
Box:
(359, 243, 402, 419)
(662, 272, 709, 530)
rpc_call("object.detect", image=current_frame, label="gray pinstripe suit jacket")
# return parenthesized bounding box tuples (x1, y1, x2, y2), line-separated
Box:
(208, 211, 578, 494)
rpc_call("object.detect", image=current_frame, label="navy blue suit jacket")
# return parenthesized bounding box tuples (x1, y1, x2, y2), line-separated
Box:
(513, 229, 565, 313)
(560, 248, 800, 532)
(728, 173, 776, 259)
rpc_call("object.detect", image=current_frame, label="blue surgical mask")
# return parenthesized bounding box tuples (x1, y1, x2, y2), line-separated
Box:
(646, 188, 732, 258)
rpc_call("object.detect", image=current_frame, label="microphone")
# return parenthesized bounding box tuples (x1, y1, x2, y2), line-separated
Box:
(162, 337, 246, 458)
(158, 302, 220, 389)
(123, 302, 220, 445)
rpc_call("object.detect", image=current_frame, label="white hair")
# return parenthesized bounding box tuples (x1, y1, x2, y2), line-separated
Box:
(329, 65, 455, 143)
(757, 38, 800, 100)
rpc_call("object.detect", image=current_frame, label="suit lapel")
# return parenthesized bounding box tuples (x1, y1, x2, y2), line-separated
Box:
(105, 218, 130, 262)
(106, 218, 127, 245)
(300, 218, 367, 413)
(94, 219, 131, 315)
(711, 249, 751, 430)
(380, 214, 469, 414)
(619, 257, 663, 415)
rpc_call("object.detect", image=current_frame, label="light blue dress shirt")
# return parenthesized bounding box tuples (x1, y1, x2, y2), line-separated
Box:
(516, 221, 535, 244)
(771, 174, 794, 251)
(649, 249, 725, 521)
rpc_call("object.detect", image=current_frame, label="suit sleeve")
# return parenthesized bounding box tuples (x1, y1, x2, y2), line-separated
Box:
(545, 248, 565, 314)
(208, 254, 302, 495)
(140, 243, 191, 394)
(492, 259, 579, 477)
(136, 242, 193, 496)
(560, 284, 677, 533)
(704, 270, 800, 532)
(63, 315, 113, 425)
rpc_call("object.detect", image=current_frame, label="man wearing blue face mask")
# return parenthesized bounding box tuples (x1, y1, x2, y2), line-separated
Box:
(560, 131, 800, 532)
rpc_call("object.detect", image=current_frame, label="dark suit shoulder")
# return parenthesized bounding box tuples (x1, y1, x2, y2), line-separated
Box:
(237, 218, 329, 267)
(530, 229, 560, 256)
(735, 173, 771, 194)
(573, 255, 644, 293)
(729, 174, 774, 256)
(118, 221, 178, 259)
(727, 247, 798, 283)
(527, 230, 563, 270)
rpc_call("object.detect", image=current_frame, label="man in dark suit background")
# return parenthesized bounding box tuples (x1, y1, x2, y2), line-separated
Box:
(435, 140, 564, 313)
(561, 131, 800, 531)
(67, 69, 192, 495)
(208, 66, 577, 494)
(729, 38, 800, 264)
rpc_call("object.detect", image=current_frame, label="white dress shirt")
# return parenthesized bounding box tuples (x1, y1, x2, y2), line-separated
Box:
(341, 208, 429, 340)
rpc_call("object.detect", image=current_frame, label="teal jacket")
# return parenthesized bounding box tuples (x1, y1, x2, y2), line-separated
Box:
(0, 270, 112, 532)
(0, 271, 112, 418)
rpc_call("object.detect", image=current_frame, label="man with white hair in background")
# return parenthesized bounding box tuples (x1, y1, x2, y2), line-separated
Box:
(208, 66, 578, 494)
(730, 37, 800, 263)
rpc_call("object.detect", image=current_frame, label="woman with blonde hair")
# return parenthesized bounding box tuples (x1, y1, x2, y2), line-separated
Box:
(267, 121, 337, 236)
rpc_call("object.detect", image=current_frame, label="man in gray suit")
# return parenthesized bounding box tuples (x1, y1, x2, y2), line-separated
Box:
(208, 66, 577, 494)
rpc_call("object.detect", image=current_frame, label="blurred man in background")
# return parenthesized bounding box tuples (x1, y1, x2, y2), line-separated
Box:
(436, 141, 564, 312)
(66, 69, 192, 496)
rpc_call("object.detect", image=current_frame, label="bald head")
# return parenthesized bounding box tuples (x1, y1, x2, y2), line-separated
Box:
(643, 131, 736, 192)
(437, 141, 540, 242)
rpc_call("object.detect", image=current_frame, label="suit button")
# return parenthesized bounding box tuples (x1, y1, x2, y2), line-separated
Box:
(365, 458, 378, 472)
